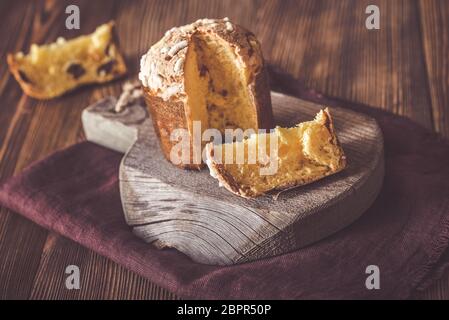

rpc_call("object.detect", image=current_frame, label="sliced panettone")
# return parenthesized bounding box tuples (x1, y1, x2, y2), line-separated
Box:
(205, 108, 346, 198)
(7, 22, 126, 99)
(139, 18, 274, 169)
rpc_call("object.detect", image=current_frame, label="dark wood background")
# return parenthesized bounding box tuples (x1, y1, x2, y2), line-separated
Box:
(0, 0, 448, 299)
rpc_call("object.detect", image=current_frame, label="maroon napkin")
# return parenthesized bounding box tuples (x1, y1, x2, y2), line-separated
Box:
(1, 70, 449, 299)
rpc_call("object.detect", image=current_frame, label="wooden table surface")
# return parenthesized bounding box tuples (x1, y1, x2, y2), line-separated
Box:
(0, 0, 448, 300)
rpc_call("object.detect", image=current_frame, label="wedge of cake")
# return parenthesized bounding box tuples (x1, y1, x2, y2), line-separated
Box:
(7, 22, 126, 99)
(205, 108, 346, 198)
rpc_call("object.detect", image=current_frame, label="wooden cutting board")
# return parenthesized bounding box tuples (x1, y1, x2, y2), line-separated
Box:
(82, 92, 384, 266)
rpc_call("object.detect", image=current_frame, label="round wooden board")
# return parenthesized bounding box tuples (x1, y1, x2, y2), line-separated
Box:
(119, 92, 384, 265)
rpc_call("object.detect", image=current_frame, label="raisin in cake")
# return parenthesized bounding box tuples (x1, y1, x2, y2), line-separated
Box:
(7, 22, 126, 99)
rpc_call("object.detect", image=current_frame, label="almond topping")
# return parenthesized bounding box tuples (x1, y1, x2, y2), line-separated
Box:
(174, 57, 185, 73)
(167, 40, 188, 58)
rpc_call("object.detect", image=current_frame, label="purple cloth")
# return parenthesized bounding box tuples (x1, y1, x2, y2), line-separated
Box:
(1, 71, 449, 299)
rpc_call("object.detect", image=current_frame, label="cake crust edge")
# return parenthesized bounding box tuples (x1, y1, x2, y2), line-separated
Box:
(205, 108, 347, 198)
(7, 21, 127, 99)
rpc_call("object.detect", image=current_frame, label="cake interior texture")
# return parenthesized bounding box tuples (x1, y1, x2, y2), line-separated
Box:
(184, 32, 258, 136)
(7, 22, 126, 99)
(208, 109, 346, 197)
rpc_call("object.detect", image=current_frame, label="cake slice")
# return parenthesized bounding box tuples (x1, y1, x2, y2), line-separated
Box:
(205, 108, 346, 198)
(7, 22, 126, 99)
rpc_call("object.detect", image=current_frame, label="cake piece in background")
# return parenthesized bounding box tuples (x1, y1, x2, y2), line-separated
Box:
(7, 21, 127, 99)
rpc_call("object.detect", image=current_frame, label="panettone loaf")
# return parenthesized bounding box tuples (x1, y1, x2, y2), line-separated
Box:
(139, 18, 274, 169)
(205, 109, 346, 198)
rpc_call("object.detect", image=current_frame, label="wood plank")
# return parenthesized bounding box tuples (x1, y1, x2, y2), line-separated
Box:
(82, 97, 146, 153)
(0, 207, 48, 299)
(254, 0, 434, 129)
(418, 0, 449, 138)
(29, 233, 178, 300)
(0, 0, 51, 300)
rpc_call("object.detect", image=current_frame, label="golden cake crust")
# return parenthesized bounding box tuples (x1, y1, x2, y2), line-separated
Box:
(143, 87, 203, 170)
(206, 108, 347, 198)
(7, 22, 127, 99)
(140, 18, 274, 169)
